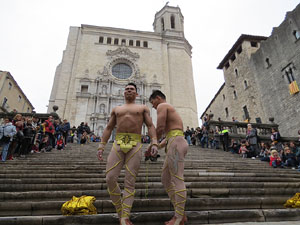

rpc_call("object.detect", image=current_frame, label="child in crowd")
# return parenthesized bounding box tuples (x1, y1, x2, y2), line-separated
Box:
(31, 141, 40, 153)
(269, 150, 284, 168)
(239, 140, 248, 158)
(56, 135, 65, 150)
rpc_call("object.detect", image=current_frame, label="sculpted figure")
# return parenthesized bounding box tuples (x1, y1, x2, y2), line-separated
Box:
(149, 90, 188, 225)
(97, 83, 158, 225)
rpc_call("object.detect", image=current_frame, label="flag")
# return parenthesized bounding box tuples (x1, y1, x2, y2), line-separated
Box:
(289, 80, 300, 95)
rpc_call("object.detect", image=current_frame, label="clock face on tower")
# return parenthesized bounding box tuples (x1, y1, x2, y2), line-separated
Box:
(112, 63, 132, 79)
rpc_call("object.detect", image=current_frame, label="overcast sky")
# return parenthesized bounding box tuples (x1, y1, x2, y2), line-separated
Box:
(0, 0, 299, 125)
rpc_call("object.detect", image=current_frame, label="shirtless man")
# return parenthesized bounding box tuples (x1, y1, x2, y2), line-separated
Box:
(149, 90, 188, 225)
(97, 83, 158, 225)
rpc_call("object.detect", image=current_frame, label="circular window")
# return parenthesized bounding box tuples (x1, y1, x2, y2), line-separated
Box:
(112, 63, 132, 79)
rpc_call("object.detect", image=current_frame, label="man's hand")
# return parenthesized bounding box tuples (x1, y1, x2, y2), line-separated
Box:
(150, 144, 158, 157)
(97, 149, 104, 161)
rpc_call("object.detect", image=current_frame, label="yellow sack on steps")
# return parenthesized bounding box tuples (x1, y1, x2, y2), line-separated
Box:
(284, 193, 300, 208)
(61, 195, 97, 215)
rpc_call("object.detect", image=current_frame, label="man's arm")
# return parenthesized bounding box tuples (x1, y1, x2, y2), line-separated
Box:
(97, 108, 117, 161)
(101, 109, 117, 143)
(156, 104, 167, 140)
(143, 106, 157, 144)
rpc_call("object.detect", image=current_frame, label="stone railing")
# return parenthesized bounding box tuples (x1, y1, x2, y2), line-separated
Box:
(207, 120, 298, 143)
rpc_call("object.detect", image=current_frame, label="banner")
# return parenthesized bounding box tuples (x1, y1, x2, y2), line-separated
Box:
(289, 80, 300, 95)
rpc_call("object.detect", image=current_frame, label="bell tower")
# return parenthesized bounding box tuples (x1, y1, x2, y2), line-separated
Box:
(153, 4, 184, 37)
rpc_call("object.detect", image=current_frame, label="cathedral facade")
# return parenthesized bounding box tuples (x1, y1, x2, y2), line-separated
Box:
(201, 4, 300, 137)
(48, 5, 198, 135)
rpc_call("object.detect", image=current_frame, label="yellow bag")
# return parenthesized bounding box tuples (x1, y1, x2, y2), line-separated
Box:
(61, 195, 97, 215)
(284, 193, 300, 208)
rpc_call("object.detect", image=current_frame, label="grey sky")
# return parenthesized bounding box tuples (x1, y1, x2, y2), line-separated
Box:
(0, 0, 299, 125)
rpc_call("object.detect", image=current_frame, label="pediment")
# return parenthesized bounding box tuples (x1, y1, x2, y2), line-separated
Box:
(106, 47, 139, 59)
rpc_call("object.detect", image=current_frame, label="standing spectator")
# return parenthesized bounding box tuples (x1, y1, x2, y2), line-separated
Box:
(44, 116, 55, 150)
(200, 127, 209, 148)
(70, 126, 77, 143)
(0, 118, 17, 162)
(220, 127, 229, 151)
(8, 114, 24, 159)
(19, 119, 35, 158)
(184, 126, 192, 146)
(246, 124, 258, 158)
(77, 122, 85, 144)
(213, 129, 220, 149)
(61, 119, 70, 146)
(271, 128, 282, 151)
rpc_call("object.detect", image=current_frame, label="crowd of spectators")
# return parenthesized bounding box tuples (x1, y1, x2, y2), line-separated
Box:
(0, 114, 101, 162)
(184, 115, 300, 171)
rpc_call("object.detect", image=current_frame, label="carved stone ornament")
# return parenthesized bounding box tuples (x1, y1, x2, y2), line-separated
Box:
(85, 69, 89, 75)
(106, 47, 140, 60)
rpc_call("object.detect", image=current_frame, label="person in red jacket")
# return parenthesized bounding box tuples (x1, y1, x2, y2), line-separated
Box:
(44, 116, 55, 149)
(269, 149, 284, 168)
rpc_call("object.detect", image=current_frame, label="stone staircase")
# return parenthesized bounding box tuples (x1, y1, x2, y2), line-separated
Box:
(0, 142, 300, 225)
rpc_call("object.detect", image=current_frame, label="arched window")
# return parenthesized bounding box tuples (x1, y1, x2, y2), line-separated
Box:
(161, 18, 165, 31)
(99, 36, 104, 43)
(143, 41, 148, 48)
(129, 40, 134, 46)
(121, 39, 126, 46)
(107, 37, 112, 44)
(233, 90, 237, 99)
(136, 40, 140, 47)
(244, 80, 248, 89)
(171, 15, 175, 29)
(222, 94, 225, 100)
(100, 104, 105, 114)
(293, 30, 300, 40)
(114, 38, 119, 45)
(225, 107, 229, 118)
(235, 69, 238, 77)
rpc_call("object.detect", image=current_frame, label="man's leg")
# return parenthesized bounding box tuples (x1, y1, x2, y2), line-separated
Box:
(106, 142, 125, 218)
(165, 136, 188, 225)
(121, 143, 142, 223)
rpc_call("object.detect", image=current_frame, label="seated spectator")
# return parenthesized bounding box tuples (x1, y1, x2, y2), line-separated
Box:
(56, 135, 65, 150)
(230, 139, 239, 154)
(260, 143, 271, 162)
(282, 146, 297, 168)
(31, 141, 40, 153)
(80, 131, 88, 144)
(289, 141, 297, 154)
(269, 150, 284, 168)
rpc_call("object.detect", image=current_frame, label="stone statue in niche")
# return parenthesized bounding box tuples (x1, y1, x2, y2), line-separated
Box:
(102, 85, 107, 94)
(100, 104, 105, 114)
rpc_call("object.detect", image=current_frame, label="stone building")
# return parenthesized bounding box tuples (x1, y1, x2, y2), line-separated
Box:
(201, 4, 300, 137)
(48, 4, 198, 136)
(0, 71, 34, 113)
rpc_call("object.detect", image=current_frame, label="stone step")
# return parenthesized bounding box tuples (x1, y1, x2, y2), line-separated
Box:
(0, 188, 297, 202)
(0, 209, 300, 225)
(0, 197, 292, 217)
